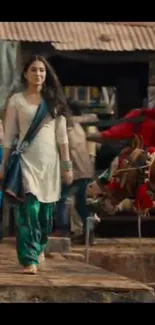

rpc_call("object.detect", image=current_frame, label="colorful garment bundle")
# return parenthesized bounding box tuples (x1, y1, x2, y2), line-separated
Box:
(134, 147, 155, 211)
(106, 146, 155, 212)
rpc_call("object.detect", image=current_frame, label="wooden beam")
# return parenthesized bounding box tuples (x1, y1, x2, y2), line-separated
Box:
(54, 50, 155, 64)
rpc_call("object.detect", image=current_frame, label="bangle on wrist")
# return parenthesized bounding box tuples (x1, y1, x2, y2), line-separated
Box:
(61, 160, 72, 171)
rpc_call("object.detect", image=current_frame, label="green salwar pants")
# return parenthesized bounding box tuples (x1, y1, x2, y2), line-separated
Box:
(15, 193, 54, 266)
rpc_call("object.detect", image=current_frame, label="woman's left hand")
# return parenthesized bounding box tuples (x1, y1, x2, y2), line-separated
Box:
(62, 169, 73, 185)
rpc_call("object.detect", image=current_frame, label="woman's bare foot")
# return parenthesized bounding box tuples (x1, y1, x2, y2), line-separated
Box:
(22, 264, 38, 275)
(38, 252, 45, 264)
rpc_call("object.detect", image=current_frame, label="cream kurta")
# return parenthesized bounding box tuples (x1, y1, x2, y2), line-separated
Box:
(3, 93, 69, 203)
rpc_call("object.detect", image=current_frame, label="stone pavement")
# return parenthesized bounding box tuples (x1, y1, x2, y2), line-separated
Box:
(0, 238, 154, 302)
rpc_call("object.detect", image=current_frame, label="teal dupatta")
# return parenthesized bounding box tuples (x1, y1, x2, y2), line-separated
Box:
(2, 100, 49, 203)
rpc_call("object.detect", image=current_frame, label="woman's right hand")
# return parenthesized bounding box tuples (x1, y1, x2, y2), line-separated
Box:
(62, 169, 73, 185)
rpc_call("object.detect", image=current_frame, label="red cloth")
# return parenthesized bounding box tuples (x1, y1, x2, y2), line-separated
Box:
(108, 178, 120, 191)
(107, 178, 124, 198)
(118, 151, 129, 167)
(134, 183, 154, 210)
(100, 108, 155, 147)
(134, 145, 155, 210)
(148, 146, 155, 154)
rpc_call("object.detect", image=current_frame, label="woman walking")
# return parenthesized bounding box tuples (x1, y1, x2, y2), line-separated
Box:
(1, 55, 73, 274)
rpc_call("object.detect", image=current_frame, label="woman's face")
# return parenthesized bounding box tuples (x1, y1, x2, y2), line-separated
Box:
(24, 60, 46, 87)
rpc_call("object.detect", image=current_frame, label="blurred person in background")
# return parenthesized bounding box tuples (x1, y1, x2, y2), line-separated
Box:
(56, 100, 99, 245)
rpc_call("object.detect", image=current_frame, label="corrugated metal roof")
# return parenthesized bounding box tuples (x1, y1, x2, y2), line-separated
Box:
(0, 22, 155, 51)
(126, 22, 155, 27)
(110, 22, 155, 27)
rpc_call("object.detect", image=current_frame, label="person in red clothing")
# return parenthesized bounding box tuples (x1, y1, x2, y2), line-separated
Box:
(87, 108, 155, 147)
(87, 108, 155, 199)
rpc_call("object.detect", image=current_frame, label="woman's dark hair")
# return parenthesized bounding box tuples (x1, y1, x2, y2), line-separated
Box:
(21, 54, 70, 118)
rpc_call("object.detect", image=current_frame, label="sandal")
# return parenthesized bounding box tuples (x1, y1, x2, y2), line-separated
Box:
(22, 264, 38, 275)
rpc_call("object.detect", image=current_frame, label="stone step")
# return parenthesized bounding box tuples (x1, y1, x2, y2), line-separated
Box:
(45, 252, 84, 263)
(62, 252, 84, 262)
(45, 236, 71, 254)
(72, 238, 155, 284)
(0, 237, 72, 254)
(93, 237, 155, 247)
